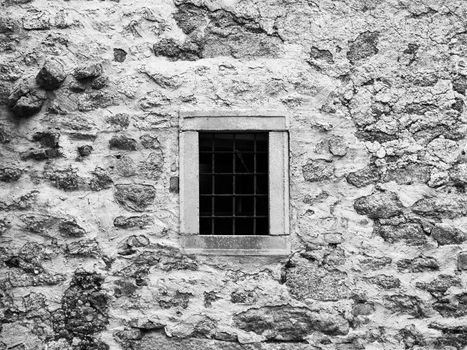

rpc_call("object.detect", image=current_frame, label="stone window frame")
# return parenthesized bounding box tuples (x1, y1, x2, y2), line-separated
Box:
(179, 110, 290, 256)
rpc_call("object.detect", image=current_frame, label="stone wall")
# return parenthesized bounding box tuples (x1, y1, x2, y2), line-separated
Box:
(0, 0, 466, 349)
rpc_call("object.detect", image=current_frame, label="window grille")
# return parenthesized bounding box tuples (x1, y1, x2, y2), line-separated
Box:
(199, 132, 269, 235)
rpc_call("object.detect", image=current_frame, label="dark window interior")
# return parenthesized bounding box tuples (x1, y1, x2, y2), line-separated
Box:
(199, 132, 269, 235)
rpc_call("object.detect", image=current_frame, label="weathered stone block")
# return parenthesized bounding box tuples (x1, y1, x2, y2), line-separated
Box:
(140, 134, 161, 149)
(328, 136, 348, 156)
(0, 217, 11, 235)
(384, 294, 426, 318)
(107, 113, 130, 129)
(346, 165, 380, 188)
(416, 275, 462, 297)
(137, 332, 313, 350)
(450, 162, 467, 184)
(359, 255, 392, 270)
(366, 274, 401, 289)
(0, 167, 22, 182)
(55, 271, 109, 343)
(109, 135, 137, 151)
(114, 48, 127, 62)
(431, 224, 465, 245)
(20, 148, 61, 161)
(90, 167, 113, 191)
(36, 57, 66, 90)
(7, 77, 47, 117)
(153, 38, 201, 61)
(375, 223, 427, 245)
(234, 306, 349, 341)
(397, 256, 440, 272)
(302, 159, 334, 182)
(354, 191, 403, 219)
(113, 214, 154, 229)
(65, 239, 100, 257)
(46, 167, 81, 191)
(73, 63, 103, 81)
(347, 31, 379, 64)
(114, 184, 156, 212)
(458, 252, 467, 271)
(433, 292, 467, 318)
(59, 219, 86, 238)
(284, 256, 350, 301)
(77, 144, 93, 157)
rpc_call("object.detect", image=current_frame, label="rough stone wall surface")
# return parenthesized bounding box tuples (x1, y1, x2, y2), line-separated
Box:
(0, 0, 466, 349)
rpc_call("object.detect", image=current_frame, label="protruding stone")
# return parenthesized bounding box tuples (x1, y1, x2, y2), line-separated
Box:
(397, 256, 440, 272)
(458, 252, 467, 271)
(359, 255, 392, 270)
(114, 48, 127, 62)
(73, 63, 103, 81)
(7, 77, 47, 117)
(450, 162, 467, 184)
(302, 159, 334, 182)
(59, 219, 86, 238)
(32, 131, 60, 148)
(20, 148, 61, 161)
(36, 57, 66, 90)
(113, 215, 154, 229)
(46, 167, 80, 191)
(347, 31, 379, 64)
(90, 167, 113, 191)
(328, 136, 348, 156)
(412, 194, 467, 219)
(354, 191, 403, 219)
(310, 46, 334, 64)
(140, 151, 164, 179)
(56, 271, 108, 340)
(77, 144, 93, 157)
(153, 38, 201, 61)
(367, 274, 401, 289)
(431, 224, 465, 245)
(234, 306, 349, 340)
(158, 290, 192, 309)
(140, 134, 161, 149)
(91, 75, 109, 90)
(65, 239, 100, 257)
(0, 217, 11, 235)
(114, 184, 156, 212)
(0, 167, 22, 182)
(375, 223, 427, 245)
(109, 135, 137, 151)
(384, 294, 426, 318)
(452, 74, 467, 95)
(107, 113, 130, 129)
(416, 275, 461, 297)
(231, 289, 257, 304)
(433, 292, 467, 317)
(284, 256, 350, 301)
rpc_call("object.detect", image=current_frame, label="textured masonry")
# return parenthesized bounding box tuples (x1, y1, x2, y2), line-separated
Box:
(0, 0, 466, 349)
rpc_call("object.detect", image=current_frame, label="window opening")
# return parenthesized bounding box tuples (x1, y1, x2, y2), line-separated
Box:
(199, 132, 269, 235)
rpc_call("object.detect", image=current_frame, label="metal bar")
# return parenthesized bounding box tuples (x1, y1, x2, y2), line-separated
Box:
(199, 172, 268, 175)
(253, 133, 257, 236)
(211, 133, 215, 235)
(200, 216, 268, 218)
(232, 134, 236, 236)
(200, 151, 267, 154)
(200, 194, 267, 197)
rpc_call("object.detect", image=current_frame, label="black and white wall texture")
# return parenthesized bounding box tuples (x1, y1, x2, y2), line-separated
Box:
(1, 0, 467, 349)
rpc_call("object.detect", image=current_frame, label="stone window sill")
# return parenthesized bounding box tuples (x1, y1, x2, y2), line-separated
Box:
(180, 235, 290, 256)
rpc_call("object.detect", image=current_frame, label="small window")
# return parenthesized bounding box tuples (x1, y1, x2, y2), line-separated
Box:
(179, 110, 290, 255)
(199, 132, 269, 235)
